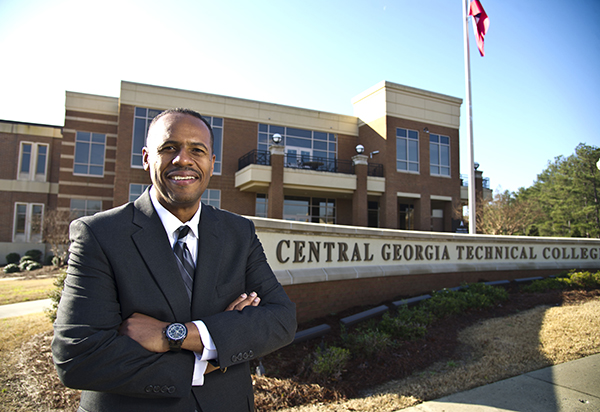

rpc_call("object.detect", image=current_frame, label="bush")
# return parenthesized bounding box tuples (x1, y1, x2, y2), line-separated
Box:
(343, 328, 392, 358)
(5, 252, 20, 264)
(521, 271, 600, 293)
(24, 249, 43, 263)
(311, 346, 351, 377)
(44, 254, 55, 266)
(19, 259, 35, 271)
(379, 309, 430, 341)
(3, 263, 20, 274)
(25, 262, 43, 271)
(46, 269, 67, 323)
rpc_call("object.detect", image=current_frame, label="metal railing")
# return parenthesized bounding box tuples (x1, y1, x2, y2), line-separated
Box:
(238, 150, 384, 177)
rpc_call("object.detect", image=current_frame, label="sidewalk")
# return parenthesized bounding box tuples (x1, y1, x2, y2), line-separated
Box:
(399, 353, 600, 412)
(0, 298, 52, 319)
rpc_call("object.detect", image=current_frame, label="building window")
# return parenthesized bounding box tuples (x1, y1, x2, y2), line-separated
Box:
(258, 124, 337, 165)
(283, 196, 336, 224)
(396, 128, 419, 173)
(203, 116, 223, 175)
(18, 142, 48, 182)
(132, 107, 162, 168)
(201, 189, 221, 209)
(399, 203, 414, 230)
(255, 194, 268, 218)
(70, 199, 102, 219)
(129, 183, 150, 202)
(430, 134, 450, 176)
(368, 201, 379, 228)
(74, 131, 106, 176)
(13, 203, 44, 242)
(132, 108, 223, 175)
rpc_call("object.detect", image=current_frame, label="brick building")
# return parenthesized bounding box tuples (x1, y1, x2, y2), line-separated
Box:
(2, 80, 488, 262)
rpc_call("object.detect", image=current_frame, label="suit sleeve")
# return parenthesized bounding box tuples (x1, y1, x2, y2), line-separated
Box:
(51, 218, 195, 398)
(200, 218, 297, 369)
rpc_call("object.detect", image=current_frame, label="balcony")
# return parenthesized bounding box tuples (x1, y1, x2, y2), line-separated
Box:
(236, 150, 385, 194)
(238, 150, 383, 177)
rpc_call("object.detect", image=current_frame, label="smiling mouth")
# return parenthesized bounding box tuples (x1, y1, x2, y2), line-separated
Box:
(171, 176, 197, 181)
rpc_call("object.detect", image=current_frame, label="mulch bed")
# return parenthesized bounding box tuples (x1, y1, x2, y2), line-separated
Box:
(5, 269, 599, 411)
(252, 288, 600, 411)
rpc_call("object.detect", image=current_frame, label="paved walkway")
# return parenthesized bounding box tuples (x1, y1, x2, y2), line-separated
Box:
(398, 353, 600, 412)
(0, 298, 52, 319)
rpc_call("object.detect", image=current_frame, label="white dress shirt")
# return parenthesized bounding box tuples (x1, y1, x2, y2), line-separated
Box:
(149, 187, 218, 386)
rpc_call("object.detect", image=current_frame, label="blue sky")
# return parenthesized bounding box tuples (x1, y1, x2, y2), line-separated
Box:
(1, 0, 598, 193)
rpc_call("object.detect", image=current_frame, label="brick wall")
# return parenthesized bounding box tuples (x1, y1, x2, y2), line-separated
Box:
(284, 268, 572, 324)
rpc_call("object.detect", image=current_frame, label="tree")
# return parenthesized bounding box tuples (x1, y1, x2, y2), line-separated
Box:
(477, 190, 543, 235)
(43, 209, 75, 265)
(518, 143, 600, 238)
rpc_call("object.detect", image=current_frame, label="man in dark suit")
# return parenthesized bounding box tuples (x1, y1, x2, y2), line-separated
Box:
(52, 108, 297, 412)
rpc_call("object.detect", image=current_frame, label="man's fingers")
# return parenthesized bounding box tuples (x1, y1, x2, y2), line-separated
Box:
(225, 292, 260, 311)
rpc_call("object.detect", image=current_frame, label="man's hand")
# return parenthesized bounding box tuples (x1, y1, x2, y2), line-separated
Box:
(118, 313, 170, 353)
(226, 291, 261, 311)
(119, 292, 260, 354)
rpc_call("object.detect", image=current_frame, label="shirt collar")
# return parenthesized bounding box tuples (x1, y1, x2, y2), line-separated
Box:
(149, 186, 201, 242)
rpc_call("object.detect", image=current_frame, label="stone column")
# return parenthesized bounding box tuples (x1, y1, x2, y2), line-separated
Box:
(268, 144, 285, 220)
(352, 154, 369, 227)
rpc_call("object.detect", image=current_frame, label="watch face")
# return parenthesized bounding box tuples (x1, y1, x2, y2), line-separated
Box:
(167, 323, 187, 340)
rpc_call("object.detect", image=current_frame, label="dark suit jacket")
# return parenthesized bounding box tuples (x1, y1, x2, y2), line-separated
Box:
(52, 190, 297, 412)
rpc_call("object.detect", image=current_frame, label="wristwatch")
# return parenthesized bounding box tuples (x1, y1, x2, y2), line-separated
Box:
(164, 322, 188, 352)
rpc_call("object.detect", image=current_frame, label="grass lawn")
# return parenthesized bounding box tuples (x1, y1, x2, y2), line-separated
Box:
(0, 277, 56, 305)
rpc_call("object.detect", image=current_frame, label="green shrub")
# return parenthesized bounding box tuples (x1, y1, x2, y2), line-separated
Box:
(3, 263, 20, 274)
(25, 262, 43, 271)
(311, 346, 351, 377)
(5, 253, 20, 264)
(51, 256, 62, 267)
(19, 259, 35, 271)
(24, 249, 43, 263)
(522, 271, 600, 293)
(344, 328, 392, 358)
(570, 271, 600, 289)
(379, 308, 432, 341)
(46, 269, 67, 323)
(44, 254, 55, 266)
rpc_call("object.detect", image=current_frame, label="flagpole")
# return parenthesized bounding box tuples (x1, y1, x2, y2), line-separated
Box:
(463, 0, 477, 234)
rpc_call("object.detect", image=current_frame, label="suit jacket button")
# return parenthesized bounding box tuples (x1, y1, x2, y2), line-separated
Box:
(161, 386, 169, 393)
(168, 386, 176, 394)
(242, 352, 249, 360)
(248, 350, 254, 358)
(153, 385, 161, 393)
(145, 385, 153, 393)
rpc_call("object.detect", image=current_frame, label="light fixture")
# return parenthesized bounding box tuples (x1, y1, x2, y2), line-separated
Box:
(272, 133, 282, 144)
(355, 144, 365, 154)
(474, 162, 480, 170)
(370, 150, 380, 159)
(423, 127, 429, 133)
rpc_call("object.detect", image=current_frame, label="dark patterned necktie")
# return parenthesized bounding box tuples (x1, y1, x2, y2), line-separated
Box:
(173, 225, 195, 299)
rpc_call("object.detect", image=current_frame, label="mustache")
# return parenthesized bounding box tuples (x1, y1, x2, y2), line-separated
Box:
(166, 167, 201, 177)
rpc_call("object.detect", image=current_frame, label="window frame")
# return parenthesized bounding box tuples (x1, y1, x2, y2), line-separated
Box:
(396, 128, 420, 174)
(12, 202, 44, 243)
(258, 124, 337, 162)
(429, 133, 451, 177)
(17, 141, 49, 182)
(129, 183, 150, 202)
(201, 189, 221, 209)
(70, 199, 103, 219)
(73, 131, 106, 177)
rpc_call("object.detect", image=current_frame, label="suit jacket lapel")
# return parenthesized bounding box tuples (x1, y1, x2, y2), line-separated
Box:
(191, 204, 222, 317)
(131, 191, 191, 321)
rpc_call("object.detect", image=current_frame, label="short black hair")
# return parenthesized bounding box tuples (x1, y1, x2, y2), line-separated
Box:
(147, 108, 214, 152)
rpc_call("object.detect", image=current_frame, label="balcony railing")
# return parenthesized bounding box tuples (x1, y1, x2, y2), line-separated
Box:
(238, 150, 384, 177)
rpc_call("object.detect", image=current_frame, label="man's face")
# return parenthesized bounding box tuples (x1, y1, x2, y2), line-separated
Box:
(143, 113, 215, 222)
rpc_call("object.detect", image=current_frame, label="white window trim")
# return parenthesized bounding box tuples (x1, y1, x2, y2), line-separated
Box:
(18, 141, 49, 182)
(12, 202, 44, 243)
